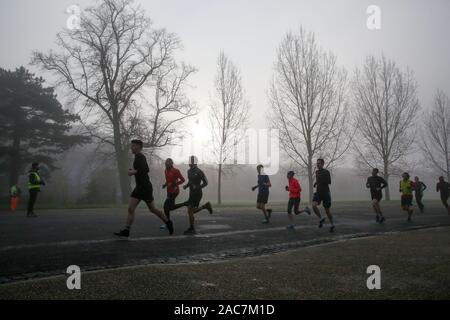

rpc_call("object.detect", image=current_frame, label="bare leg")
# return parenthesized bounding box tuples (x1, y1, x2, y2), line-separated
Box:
(288, 213, 294, 223)
(312, 202, 322, 219)
(145, 200, 168, 223)
(126, 197, 140, 227)
(372, 200, 383, 216)
(324, 207, 334, 225)
(188, 207, 195, 228)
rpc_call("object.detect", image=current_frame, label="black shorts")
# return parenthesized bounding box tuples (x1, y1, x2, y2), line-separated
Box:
(371, 190, 383, 201)
(188, 192, 203, 208)
(164, 193, 178, 211)
(287, 198, 300, 214)
(313, 192, 331, 209)
(130, 184, 154, 203)
(401, 195, 413, 207)
(257, 192, 269, 204)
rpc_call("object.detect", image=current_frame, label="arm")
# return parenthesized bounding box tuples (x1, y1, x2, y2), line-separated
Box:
(381, 178, 388, 189)
(176, 170, 186, 186)
(200, 170, 208, 189)
(265, 177, 272, 188)
(366, 178, 370, 189)
(421, 182, 427, 192)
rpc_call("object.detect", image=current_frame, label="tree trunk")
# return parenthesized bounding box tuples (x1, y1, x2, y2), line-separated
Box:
(112, 114, 130, 204)
(383, 162, 390, 200)
(307, 160, 314, 204)
(116, 149, 131, 204)
(217, 163, 222, 205)
(9, 122, 21, 186)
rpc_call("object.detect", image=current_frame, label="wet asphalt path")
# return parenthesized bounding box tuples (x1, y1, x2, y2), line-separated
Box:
(1, 202, 449, 284)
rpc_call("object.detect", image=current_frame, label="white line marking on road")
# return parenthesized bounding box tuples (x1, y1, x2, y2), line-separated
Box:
(0, 215, 445, 252)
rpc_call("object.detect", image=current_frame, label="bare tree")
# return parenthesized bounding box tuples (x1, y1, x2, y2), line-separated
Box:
(269, 28, 351, 203)
(352, 55, 420, 199)
(209, 52, 249, 205)
(32, 0, 193, 203)
(420, 90, 450, 181)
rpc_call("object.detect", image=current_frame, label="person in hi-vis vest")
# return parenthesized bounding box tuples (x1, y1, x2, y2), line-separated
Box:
(27, 162, 45, 217)
(9, 184, 21, 212)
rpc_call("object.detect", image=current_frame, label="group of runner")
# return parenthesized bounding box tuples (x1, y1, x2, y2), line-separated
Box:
(111, 140, 450, 237)
(113, 140, 212, 238)
(19, 139, 450, 237)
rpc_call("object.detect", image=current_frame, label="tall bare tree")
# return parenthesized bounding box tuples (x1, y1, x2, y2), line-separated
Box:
(420, 90, 450, 181)
(209, 52, 249, 205)
(32, 0, 193, 202)
(269, 28, 351, 203)
(352, 55, 420, 199)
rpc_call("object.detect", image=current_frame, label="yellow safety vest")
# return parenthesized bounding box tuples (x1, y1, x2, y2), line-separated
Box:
(400, 179, 413, 196)
(28, 172, 41, 190)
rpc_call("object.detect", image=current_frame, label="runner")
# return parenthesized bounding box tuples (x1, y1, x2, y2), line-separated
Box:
(27, 162, 45, 217)
(414, 176, 427, 213)
(311, 159, 335, 232)
(180, 156, 213, 235)
(436, 176, 450, 214)
(399, 172, 414, 221)
(285, 171, 310, 229)
(114, 140, 174, 238)
(159, 158, 185, 230)
(251, 164, 272, 224)
(366, 168, 388, 223)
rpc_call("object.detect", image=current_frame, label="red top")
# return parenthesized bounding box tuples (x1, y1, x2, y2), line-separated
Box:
(287, 177, 301, 199)
(165, 167, 185, 195)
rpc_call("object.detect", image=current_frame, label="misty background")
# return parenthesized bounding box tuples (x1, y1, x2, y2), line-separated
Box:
(1, 0, 450, 206)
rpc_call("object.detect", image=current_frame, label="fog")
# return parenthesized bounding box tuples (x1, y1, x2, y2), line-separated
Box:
(1, 0, 449, 205)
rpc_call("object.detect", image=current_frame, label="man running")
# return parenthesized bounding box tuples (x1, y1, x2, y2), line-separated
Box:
(114, 140, 174, 238)
(366, 168, 388, 223)
(436, 176, 450, 214)
(252, 164, 272, 224)
(27, 162, 45, 217)
(414, 176, 427, 213)
(285, 171, 310, 229)
(399, 172, 414, 221)
(311, 159, 335, 232)
(180, 156, 213, 235)
(159, 158, 185, 230)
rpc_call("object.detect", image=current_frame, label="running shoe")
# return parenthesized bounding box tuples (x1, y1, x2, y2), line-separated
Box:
(286, 224, 295, 230)
(319, 218, 325, 228)
(159, 224, 166, 230)
(204, 202, 213, 214)
(183, 227, 196, 235)
(329, 225, 335, 233)
(304, 206, 311, 215)
(379, 216, 386, 224)
(166, 220, 174, 235)
(114, 229, 130, 238)
(261, 219, 269, 224)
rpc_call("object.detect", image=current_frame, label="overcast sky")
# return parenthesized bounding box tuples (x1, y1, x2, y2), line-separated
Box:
(1, 0, 450, 129)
